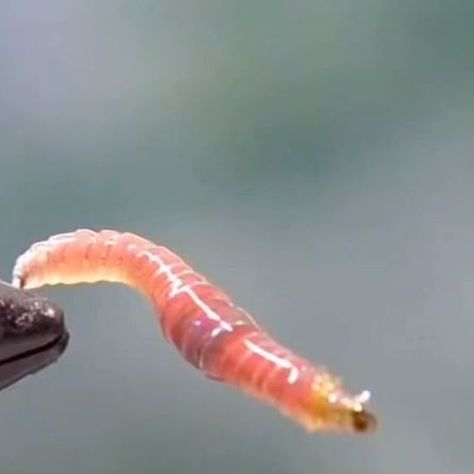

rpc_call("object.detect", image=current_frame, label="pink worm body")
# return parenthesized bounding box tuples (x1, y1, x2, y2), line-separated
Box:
(12, 229, 376, 433)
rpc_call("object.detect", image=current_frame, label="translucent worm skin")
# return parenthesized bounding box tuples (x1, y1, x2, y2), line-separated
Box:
(12, 229, 376, 434)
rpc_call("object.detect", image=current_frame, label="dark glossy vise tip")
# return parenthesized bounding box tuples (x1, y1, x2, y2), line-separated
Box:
(24, 297, 65, 330)
(0, 280, 68, 364)
(0, 280, 69, 391)
(0, 281, 64, 332)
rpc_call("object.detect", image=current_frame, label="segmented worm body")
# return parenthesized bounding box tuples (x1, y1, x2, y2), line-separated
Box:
(12, 229, 376, 433)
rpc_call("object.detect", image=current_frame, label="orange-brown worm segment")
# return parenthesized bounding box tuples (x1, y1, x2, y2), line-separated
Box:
(12, 229, 376, 434)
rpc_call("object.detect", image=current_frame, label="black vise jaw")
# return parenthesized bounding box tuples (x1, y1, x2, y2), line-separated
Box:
(0, 280, 68, 390)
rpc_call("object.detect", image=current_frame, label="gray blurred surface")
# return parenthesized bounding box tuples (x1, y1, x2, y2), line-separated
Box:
(0, 1, 473, 473)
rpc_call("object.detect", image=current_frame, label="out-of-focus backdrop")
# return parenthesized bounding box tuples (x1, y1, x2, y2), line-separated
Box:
(0, 2, 473, 473)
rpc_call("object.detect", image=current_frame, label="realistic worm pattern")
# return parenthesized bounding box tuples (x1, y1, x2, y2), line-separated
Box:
(12, 229, 376, 433)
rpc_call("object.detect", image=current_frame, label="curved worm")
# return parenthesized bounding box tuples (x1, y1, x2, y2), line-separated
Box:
(12, 229, 376, 433)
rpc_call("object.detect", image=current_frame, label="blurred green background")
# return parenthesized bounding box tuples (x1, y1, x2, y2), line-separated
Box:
(0, 1, 473, 473)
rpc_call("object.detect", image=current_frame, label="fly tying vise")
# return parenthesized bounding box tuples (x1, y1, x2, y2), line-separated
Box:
(12, 229, 376, 434)
(0, 280, 68, 390)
